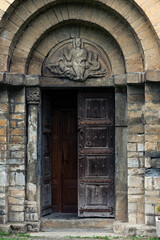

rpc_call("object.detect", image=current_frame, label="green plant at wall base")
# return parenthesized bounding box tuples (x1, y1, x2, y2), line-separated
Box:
(157, 199, 160, 213)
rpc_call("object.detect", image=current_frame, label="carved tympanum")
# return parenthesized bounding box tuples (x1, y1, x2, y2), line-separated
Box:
(26, 87, 40, 104)
(42, 38, 111, 82)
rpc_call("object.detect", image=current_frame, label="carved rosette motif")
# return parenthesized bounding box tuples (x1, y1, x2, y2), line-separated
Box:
(26, 87, 41, 104)
(42, 38, 111, 82)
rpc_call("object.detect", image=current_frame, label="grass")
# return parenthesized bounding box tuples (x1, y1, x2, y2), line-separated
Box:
(0, 231, 34, 240)
(68, 236, 159, 240)
(0, 231, 159, 240)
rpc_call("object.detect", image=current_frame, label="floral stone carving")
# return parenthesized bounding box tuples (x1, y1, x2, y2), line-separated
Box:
(42, 38, 111, 82)
(26, 87, 40, 104)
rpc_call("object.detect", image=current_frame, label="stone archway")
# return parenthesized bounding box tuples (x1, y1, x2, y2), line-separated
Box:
(0, 0, 160, 234)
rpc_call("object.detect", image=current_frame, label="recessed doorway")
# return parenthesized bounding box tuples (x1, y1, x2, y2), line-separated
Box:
(51, 90, 78, 213)
(42, 88, 115, 218)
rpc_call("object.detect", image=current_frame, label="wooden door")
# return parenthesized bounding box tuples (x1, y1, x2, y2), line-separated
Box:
(42, 95, 52, 216)
(52, 109, 77, 213)
(78, 90, 115, 217)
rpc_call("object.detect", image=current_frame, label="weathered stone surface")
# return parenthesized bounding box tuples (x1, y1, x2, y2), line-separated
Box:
(127, 72, 145, 84)
(10, 223, 27, 233)
(9, 212, 24, 222)
(146, 70, 160, 82)
(5, 73, 25, 85)
(25, 75, 40, 86)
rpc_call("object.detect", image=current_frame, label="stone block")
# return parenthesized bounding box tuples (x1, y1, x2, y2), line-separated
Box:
(145, 190, 159, 196)
(128, 213, 137, 224)
(10, 172, 25, 186)
(8, 197, 24, 205)
(0, 120, 7, 127)
(0, 168, 8, 186)
(9, 212, 24, 222)
(136, 213, 145, 224)
(8, 158, 25, 165)
(137, 143, 144, 151)
(128, 194, 144, 203)
(145, 177, 153, 190)
(146, 70, 160, 82)
(128, 134, 144, 143)
(127, 143, 136, 151)
(128, 175, 144, 188)
(27, 183, 36, 201)
(0, 103, 8, 113)
(10, 223, 27, 233)
(10, 151, 25, 158)
(25, 213, 38, 222)
(10, 165, 25, 172)
(128, 151, 143, 157)
(25, 75, 40, 86)
(128, 188, 144, 195)
(127, 72, 145, 84)
(128, 203, 137, 213)
(145, 157, 151, 168)
(5, 73, 25, 86)
(9, 144, 24, 151)
(0, 199, 6, 207)
(128, 158, 139, 168)
(10, 128, 25, 136)
(10, 190, 25, 198)
(153, 177, 160, 189)
(0, 223, 11, 233)
(9, 205, 24, 212)
(128, 124, 144, 134)
(139, 157, 144, 168)
(14, 104, 25, 113)
(145, 203, 155, 215)
(145, 196, 159, 204)
(145, 215, 155, 225)
(10, 136, 25, 144)
(114, 74, 127, 86)
(145, 142, 157, 151)
(27, 222, 40, 232)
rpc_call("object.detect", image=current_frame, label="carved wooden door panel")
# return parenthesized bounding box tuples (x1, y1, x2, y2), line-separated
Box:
(42, 95, 52, 216)
(78, 90, 115, 217)
(52, 109, 77, 213)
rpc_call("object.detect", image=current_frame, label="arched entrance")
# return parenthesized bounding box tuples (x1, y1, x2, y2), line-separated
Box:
(42, 88, 115, 218)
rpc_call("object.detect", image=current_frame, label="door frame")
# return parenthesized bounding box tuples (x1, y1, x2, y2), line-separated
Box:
(40, 87, 127, 220)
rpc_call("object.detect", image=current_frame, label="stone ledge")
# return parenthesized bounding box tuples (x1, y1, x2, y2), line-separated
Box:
(0, 221, 40, 234)
(146, 71, 160, 82)
(0, 72, 151, 87)
(113, 221, 156, 237)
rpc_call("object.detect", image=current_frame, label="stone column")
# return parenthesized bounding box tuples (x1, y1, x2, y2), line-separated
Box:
(115, 87, 128, 221)
(25, 87, 41, 231)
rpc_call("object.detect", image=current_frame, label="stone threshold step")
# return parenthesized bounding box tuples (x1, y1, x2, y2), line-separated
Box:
(30, 229, 118, 239)
(41, 218, 114, 229)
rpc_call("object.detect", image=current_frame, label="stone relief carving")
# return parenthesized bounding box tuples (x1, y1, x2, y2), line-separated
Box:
(26, 87, 40, 104)
(43, 38, 111, 82)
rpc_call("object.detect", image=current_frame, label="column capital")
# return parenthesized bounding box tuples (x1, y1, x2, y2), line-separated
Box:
(26, 87, 40, 104)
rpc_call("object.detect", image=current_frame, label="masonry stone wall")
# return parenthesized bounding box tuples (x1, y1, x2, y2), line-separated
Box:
(0, 0, 160, 234)
(144, 83, 160, 225)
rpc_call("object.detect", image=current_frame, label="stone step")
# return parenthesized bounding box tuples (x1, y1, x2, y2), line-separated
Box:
(30, 229, 121, 239)
(41, 214, 114, 230)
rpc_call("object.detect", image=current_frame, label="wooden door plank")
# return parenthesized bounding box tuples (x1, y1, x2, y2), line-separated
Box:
(78, 90, 115, 218)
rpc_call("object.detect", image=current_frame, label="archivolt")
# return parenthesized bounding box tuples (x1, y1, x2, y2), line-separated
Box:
(0, 0, 159, 74)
